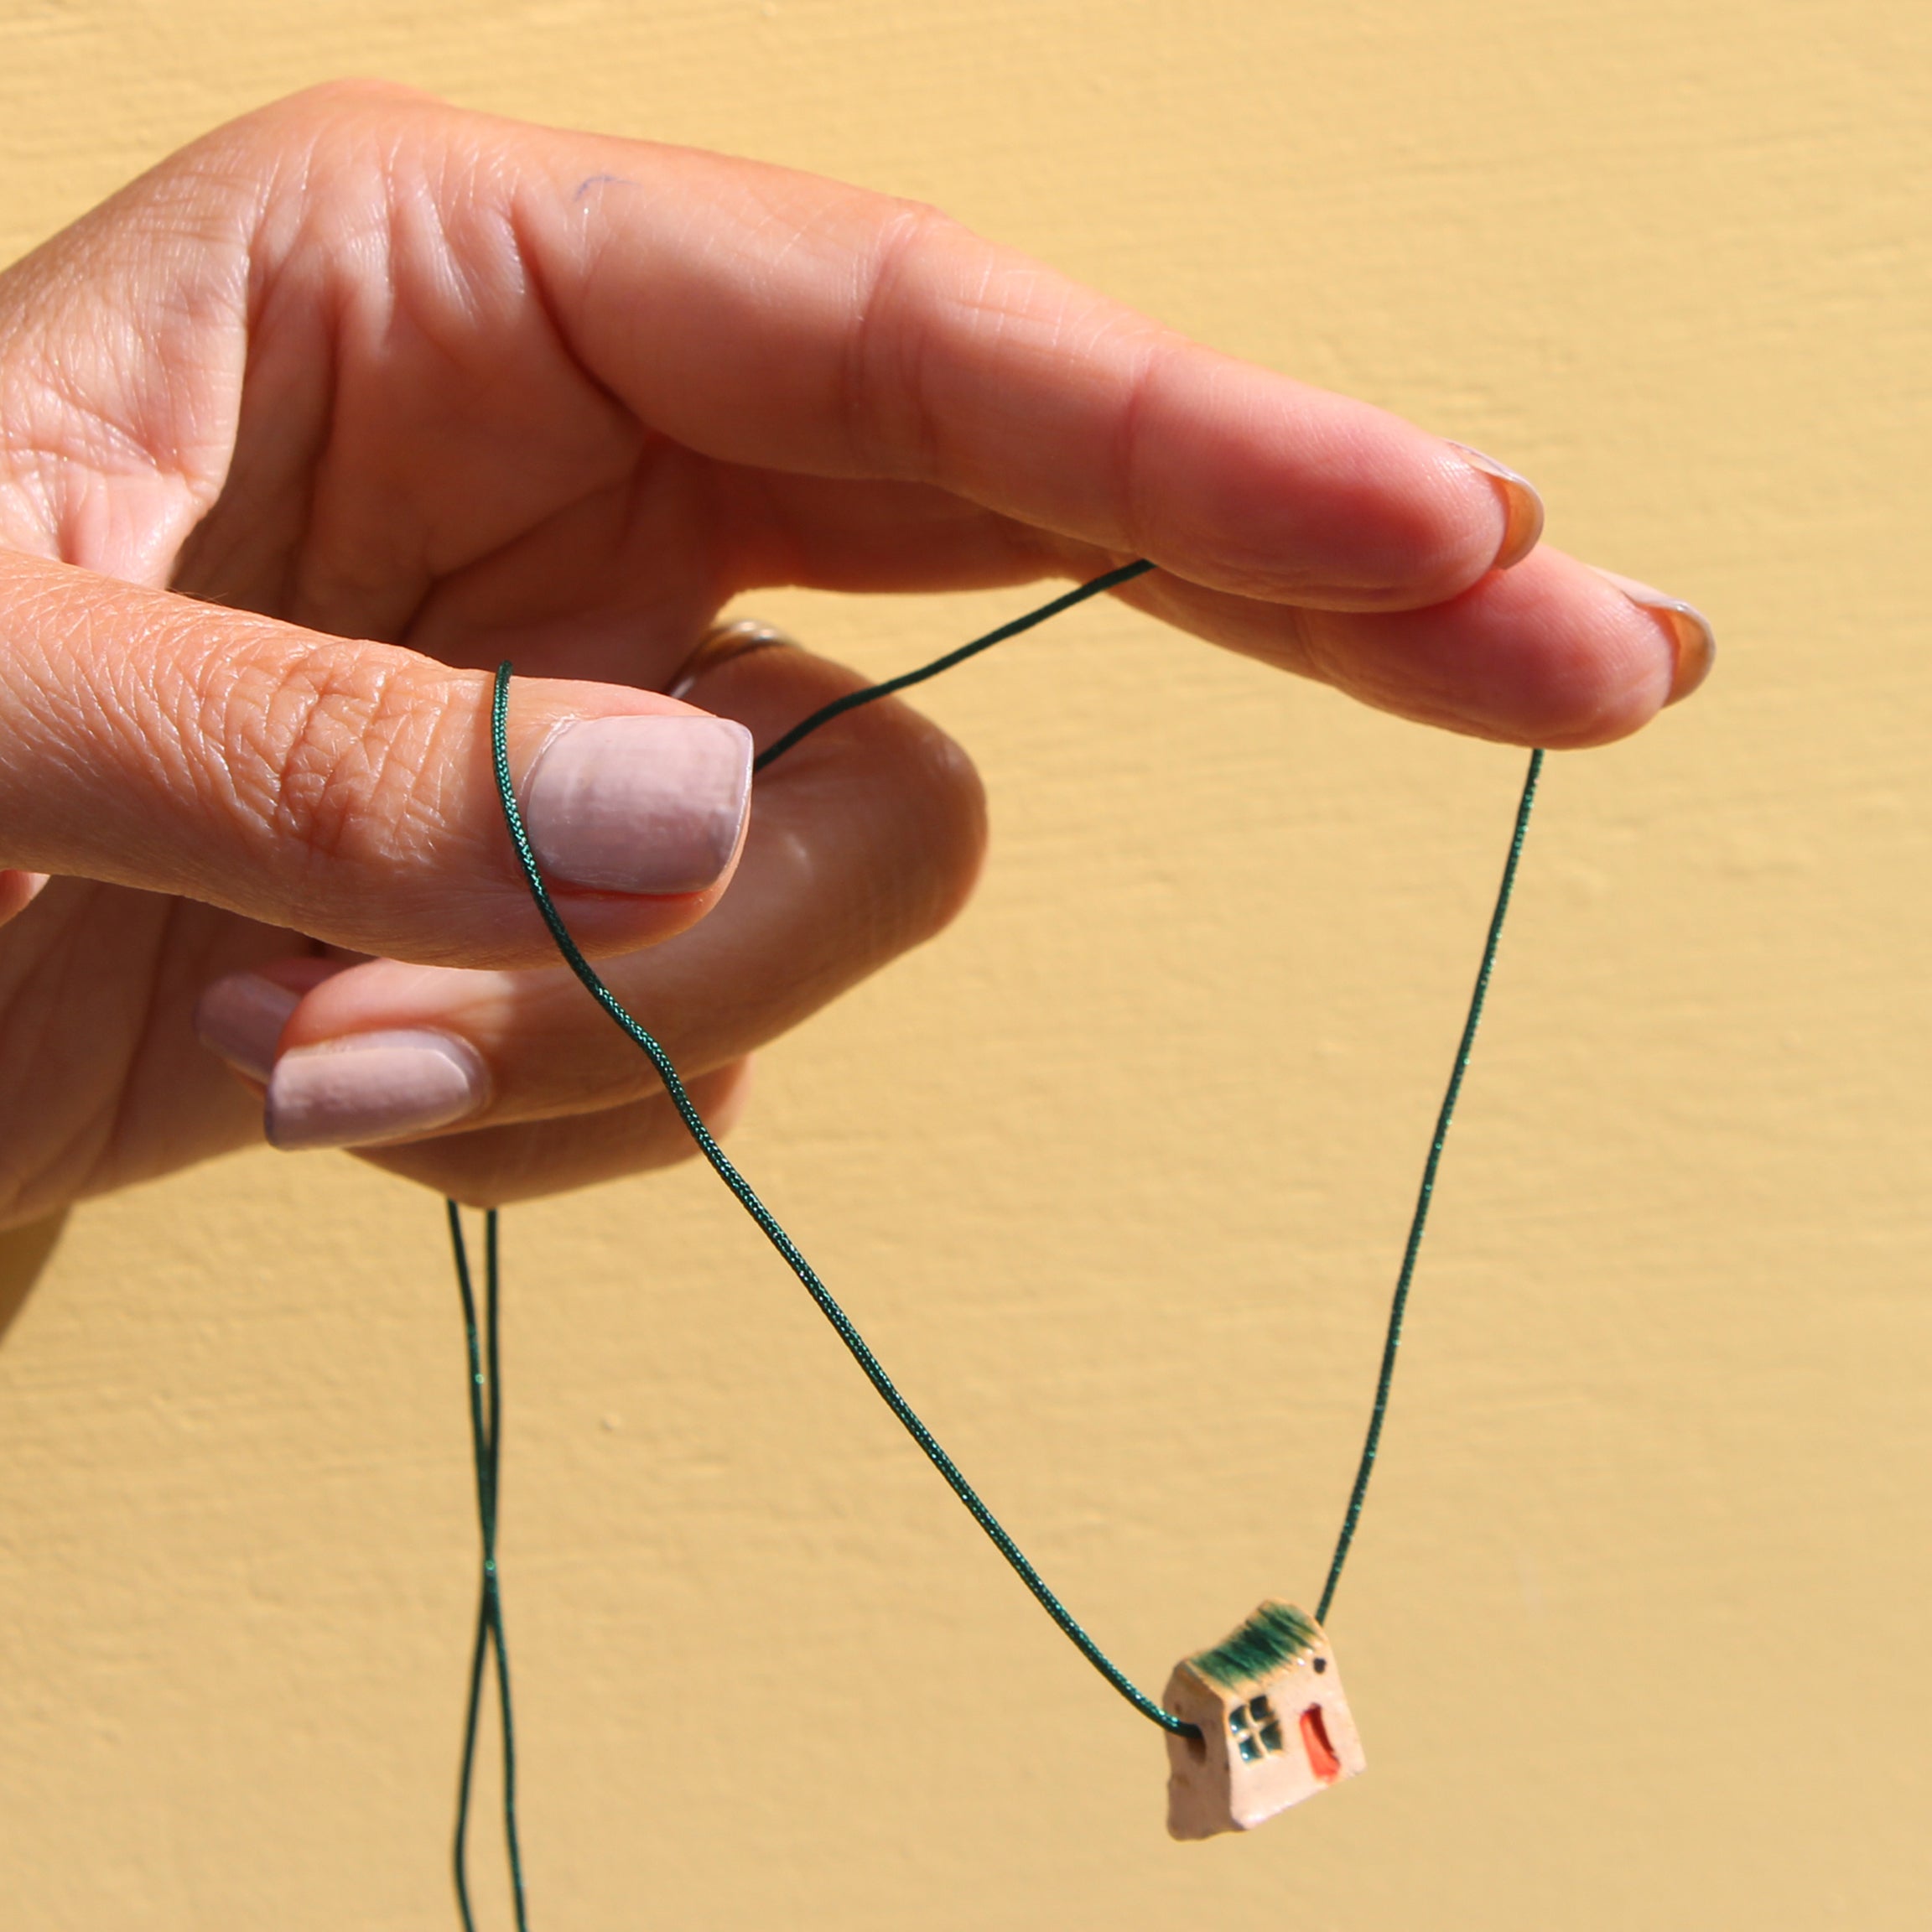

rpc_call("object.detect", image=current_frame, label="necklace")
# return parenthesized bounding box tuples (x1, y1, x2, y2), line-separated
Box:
(446, 563, 1543, 1924)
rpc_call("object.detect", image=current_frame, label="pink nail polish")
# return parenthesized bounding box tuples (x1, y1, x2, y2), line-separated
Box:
(522, 714, 753, 894)
(1591, 568, 1716, 704)
(264, 1030, 488, 1151)
(1447, 443, 1545, 572)
(195, 973, 303, 1082)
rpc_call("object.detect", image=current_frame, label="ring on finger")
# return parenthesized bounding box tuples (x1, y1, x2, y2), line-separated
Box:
(667, 619, 798, 699)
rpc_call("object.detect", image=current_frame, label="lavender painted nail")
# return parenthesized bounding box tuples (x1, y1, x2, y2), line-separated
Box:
(264, 1030, 488, 1151)
(195, 973, 302, 1082)
(522, 714, 753, 894)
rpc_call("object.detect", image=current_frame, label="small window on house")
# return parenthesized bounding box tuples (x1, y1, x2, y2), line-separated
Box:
(1228, 1696, 1286, 1763)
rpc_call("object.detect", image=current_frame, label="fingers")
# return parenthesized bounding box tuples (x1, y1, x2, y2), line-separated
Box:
(684, 480, 1703, 747)
(192, 632, 988, 1162)
(502, 129, 1530, 610)
(356, 1060, 756, 1207)
(1111, 543, 1715, 748)
(15, 82, 1690, 760)
(0, 550, 756, 967)
(397, 460, 1689, 753)
(177, 83, 1530, 619)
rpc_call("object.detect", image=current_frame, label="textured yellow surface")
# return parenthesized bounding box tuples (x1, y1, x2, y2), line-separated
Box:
(1, 2, 1928, 1925)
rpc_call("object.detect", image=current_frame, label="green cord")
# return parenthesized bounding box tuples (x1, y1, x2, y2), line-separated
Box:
(750, 558, 1156, 773)
(449, 1204, 531, 1932)
(480, 639, 1194, 1737)
(446, 561, 1544, 1920)
(1316, 745, 1543, 1623)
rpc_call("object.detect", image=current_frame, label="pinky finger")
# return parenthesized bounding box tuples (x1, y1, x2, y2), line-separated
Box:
(354, 1057, 755, 1208)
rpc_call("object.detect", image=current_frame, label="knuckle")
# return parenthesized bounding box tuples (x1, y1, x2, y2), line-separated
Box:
(223, 641, 461, 886)
(841, 200, 966, 478)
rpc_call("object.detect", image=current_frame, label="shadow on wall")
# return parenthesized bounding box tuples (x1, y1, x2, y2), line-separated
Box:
(0, 1213, 66, 1344)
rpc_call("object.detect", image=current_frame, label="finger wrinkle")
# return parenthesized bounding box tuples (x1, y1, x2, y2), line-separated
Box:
(840, 201, 959, 484)
(0, 144, 255, 558)
(1114, 331, 1187, 564)
(388, 139, 535, 344)
(222, 643, 461, 886)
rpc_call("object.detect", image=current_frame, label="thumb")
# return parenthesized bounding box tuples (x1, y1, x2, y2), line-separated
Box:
(0, 553, 753, 966)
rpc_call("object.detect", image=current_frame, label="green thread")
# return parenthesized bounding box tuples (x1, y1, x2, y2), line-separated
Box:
(1188, 1602, 1319, 1690)
(480, 634, 1193, 1740)
(1314, 745, 1543, 1625)
(447, 561, 1544, 1914)
(750, 558, 1155, 774)
(448, 1204, 531, 1932)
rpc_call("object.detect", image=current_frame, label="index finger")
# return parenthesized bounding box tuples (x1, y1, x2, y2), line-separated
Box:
(370, 101, 1536, 612)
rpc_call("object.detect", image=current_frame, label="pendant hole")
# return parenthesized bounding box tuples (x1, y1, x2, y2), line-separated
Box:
(1300, 1703, 1342, 1784)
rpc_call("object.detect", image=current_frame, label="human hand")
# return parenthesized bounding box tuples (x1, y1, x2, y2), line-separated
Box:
(0, 82, 1711, 1228)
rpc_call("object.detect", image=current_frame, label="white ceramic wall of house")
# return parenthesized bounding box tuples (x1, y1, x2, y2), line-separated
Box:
(0, 1, 1924, 1924)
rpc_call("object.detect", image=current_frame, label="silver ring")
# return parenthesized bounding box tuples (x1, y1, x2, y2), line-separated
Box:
(667, 619, 797, 700)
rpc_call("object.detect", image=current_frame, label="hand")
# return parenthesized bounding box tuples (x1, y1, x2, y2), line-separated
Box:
(0, 82, 1711, 1228)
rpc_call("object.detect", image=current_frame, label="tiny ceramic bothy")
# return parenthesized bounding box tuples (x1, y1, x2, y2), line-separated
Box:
(1162, 1601, 1364, 1838)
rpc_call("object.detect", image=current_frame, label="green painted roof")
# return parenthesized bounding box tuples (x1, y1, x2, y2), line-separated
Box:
(1188, 1602, 1320, 1690)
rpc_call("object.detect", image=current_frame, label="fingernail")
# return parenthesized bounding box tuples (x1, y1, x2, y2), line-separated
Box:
(195, 973, 302, 1082)
(264, 1030, 488, 1151)
(1590, 568, 1716, 704)
(1448, 443, 1545, 571)
(522, 714, 754, 894)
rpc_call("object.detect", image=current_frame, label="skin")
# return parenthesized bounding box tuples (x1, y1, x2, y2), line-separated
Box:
(0, 81, 1703, 1228)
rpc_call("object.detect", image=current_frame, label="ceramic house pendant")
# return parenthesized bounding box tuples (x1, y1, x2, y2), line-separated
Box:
(1162, 1602, 1364, 1838)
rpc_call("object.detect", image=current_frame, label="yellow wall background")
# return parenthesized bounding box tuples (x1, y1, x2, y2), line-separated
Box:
(1, 2, 1926, 1925)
